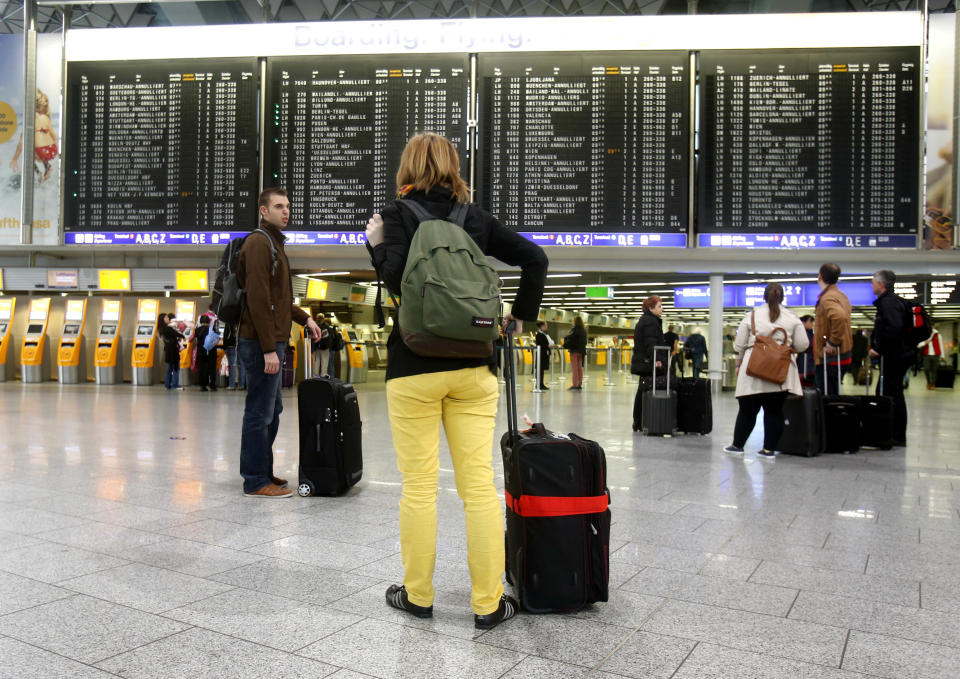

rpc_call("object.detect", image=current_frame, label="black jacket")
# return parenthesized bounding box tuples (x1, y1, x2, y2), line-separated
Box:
(535, 330, 551, 365)
(631, 310, 664, 376)
(563, 326, 587, 354)
(159, 324, 184, 365)
(370, 186, 548, 381)
(871, 290, 912, 360)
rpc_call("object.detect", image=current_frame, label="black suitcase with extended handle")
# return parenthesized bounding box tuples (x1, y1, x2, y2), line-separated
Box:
(500, 327, 610, 613)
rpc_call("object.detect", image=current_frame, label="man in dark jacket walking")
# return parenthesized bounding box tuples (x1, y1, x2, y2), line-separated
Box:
(869, 269, 911, 446)
(534, 321, 552, 390)
(237, 187, 321, 498)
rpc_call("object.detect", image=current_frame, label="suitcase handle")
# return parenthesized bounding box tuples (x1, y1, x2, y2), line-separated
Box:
(503, 323, 520, 442)
(652, 345, 671, 394)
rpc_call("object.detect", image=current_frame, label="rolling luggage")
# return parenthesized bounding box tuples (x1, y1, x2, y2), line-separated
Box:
(858, 361, 893, 450)
(936, 366, 955, 389)
(821, 351, 860, 454)
(780, 388, 825, 457)
(296, 347, 363, 497)
(500, 327, 610, 613)
(642, 346, 677, 436)
(676, 377, 712, 435)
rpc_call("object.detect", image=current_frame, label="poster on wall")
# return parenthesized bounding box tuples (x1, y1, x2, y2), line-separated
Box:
(0, 33, 61, 246)
(924, 14, 955, 250)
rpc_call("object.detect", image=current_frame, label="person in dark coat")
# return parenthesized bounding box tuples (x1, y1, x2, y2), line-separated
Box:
(563, 317, 587, 390)
(534, 320, 553, 390)
(194, 316, 218, 392)
(869, 269, 913, 446)
(159, 313, 185, 390)
(631, 295, 665, 432)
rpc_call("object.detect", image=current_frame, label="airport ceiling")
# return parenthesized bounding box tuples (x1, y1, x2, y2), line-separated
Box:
(0, 0, 956, 34)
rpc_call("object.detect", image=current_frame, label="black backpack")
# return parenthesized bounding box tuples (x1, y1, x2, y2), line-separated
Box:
(212, 229, 277, 325)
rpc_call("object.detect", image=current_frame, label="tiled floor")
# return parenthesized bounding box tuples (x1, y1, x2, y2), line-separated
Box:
(1, 368, 958, 678)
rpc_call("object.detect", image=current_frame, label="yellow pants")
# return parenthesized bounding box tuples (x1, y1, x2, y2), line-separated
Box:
(386, 366, 503, 615)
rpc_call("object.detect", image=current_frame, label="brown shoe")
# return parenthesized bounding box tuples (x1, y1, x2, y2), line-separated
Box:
(272, 476, 288, 488)
(244, 483, 293, 498)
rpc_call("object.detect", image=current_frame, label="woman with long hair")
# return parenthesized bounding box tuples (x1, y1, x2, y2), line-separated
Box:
(564, 316, 587, 390)
(365, 133, 548, 630)
(725, 283, 809, 458)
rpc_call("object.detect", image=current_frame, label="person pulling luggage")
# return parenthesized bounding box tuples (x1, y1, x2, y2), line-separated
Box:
(365, 133, 547, 630)
(630, 295, 665, 432)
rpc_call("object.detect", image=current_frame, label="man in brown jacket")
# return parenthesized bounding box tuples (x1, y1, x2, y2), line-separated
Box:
(813, 262, 853, 396)
(237, 187, 321, 498)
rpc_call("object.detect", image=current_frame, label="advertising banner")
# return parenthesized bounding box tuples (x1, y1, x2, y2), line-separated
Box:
(0, 33, 61, 245)
(924, 14, 956, 250)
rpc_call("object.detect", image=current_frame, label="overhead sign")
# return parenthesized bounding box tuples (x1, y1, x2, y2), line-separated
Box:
(585, 286, 614, 299)
(306, 279, 328, 300)
(99, 270, 131, 291)
(674, 282, 876, 308)
(175, 270, 208, 292)
(47, 269, 78, 288)
(349, 286, 366, 304)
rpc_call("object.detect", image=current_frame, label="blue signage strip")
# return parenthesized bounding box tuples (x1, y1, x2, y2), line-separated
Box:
(519, 232, 687, 247)
(674, 282, 876, 308)
(65, 231, 369, 246)
(697, 233, 917, 249)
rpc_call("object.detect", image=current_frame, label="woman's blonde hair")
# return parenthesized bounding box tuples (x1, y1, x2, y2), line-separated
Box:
(396, 133, 470, 202)
(35, 90, 49, 115)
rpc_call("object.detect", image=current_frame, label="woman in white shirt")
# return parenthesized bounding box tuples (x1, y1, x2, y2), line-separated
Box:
(723, 283, 810, 458)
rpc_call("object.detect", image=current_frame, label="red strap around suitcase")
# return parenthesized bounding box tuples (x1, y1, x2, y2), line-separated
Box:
(505, 490, 608, 517)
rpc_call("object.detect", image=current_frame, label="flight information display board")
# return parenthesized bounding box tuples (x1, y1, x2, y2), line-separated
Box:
(265, 55, 469, 237)
(64, 59, 259, 245)
(698, 48, 920, 249)
(478, 52, 689, 247)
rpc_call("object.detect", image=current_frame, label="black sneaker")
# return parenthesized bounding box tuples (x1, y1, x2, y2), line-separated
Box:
(385, 585, 433, 619)
(758, 448, 776, 459)
(474, 594, 519, 630)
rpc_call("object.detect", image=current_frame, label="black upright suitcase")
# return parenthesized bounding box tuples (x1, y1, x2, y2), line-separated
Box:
(781, 388, 825, 457)
(500, 328, 610, 613)
(857, 361, 894, 450)
(936, 366, 955, 389)
(676, 377, 713, 435)
(820, 352, 860, 454)
(296, 348, 363, 496)
(642, 346, 677, 436)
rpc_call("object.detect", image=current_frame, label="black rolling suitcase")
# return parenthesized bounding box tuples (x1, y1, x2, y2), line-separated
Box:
(296, 348, 363, 497)
(781, 388, 825, 456)
(676, 377, 712, 435)
(936, 366, 955, 389)
(642, 346, 677, 436)
(821, 351, 860, 454)
(500, 328, 610, 613)
(858, 361, 894, 450)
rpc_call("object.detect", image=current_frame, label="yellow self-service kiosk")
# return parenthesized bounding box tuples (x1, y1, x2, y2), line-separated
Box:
(342, 327, 367, 383)
(21, 298, 52, 383)
(0, 298, 14, 382)
(131, 299, 159, 386)
(57, 298, 88, 384)
(175, 300, 197, 386)
(94, 299, 123, 384)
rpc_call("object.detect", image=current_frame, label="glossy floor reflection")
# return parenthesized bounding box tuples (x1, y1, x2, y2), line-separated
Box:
(1, 370, 959, 678)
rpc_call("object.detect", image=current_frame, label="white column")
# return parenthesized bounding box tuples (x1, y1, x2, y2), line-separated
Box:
(708, 274, 723, 387)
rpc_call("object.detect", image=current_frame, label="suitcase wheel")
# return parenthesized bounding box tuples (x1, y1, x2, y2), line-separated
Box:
(297, 482, 314, 497)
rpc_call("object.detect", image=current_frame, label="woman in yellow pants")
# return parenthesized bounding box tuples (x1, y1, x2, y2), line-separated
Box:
(366, 133, 547, 629)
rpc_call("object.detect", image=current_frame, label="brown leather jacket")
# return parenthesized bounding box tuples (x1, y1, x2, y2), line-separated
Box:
(813, 284, 853, 364)
(237, 223, 309, 353)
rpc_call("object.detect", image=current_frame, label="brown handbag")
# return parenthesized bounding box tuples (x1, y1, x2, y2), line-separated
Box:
(745, 311, 794, 385)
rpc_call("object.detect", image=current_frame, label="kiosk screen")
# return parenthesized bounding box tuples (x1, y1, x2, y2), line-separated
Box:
(347, 331, 358, 341)
(63, 324, 81, 335)
(27, 324, 44, 335)
(136, 325, 153, 336)
(698, 47, 920, 236)
(99, 324, 117, 336)
(477, 52, 689, 234)
(65, 59, 259, 235)
(264, 55, 468, 231)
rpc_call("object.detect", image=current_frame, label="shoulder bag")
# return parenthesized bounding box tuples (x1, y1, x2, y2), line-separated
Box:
(745, 311, 794, 385)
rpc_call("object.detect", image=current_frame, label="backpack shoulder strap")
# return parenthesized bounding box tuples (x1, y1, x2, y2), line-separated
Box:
(447, 202, 468, 227)
(396, 199, 433, 223)
(250, 228, 279, 277)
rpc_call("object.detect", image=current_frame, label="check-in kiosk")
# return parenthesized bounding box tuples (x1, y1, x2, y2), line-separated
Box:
(57, 298, 88, 384)
(0, 298, 15, 382)
(94, 299, 123, 384)
(131, 299, 160, 386)
(174, 300, 196, 386)
(343, 328, 367, 383)
(21, 298, 52, 383)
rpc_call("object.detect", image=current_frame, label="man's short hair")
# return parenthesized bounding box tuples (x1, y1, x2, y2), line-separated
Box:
(800, 315, 814, 324)
(873, 269, 896, 291)
(819, 263, 841, 285)
(536, 320, 546, 329)
(258, 187, 287, 210)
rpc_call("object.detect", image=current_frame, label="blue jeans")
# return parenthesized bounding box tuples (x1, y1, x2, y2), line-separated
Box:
(225, 345, 243, 388)
(165, 362, 179, 389)
(238, 339, 285, 493)
(692, 356, 704, 380)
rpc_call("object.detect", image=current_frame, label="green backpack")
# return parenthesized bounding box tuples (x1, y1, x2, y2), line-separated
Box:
(391, 200, 501, 358)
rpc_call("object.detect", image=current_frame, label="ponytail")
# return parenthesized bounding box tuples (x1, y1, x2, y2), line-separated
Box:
(764, 283, 784, 323)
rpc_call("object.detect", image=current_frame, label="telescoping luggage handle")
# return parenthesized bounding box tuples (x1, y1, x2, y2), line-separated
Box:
(503, 321, 520, 442)
(652, 345, 671, 394)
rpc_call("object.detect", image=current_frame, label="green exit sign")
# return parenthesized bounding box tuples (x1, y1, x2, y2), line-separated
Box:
(585, 286, 614, 299)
